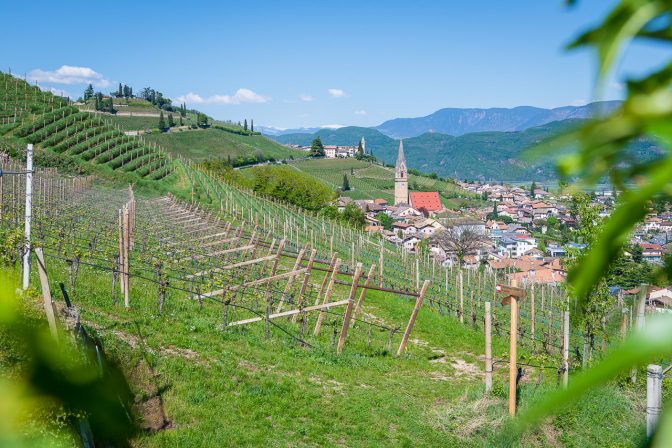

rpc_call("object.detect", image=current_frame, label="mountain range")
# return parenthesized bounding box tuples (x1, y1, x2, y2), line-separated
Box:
(271, 118, 662, 181)
(372, 101, 622, 138)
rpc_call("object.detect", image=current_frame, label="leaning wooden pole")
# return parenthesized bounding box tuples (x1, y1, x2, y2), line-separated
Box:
(337, 263, 363, 354)
(397, 280, 430, 356)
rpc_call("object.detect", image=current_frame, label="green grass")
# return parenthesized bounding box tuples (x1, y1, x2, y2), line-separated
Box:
(1, 248, 645, 447)
(143, 127, 304, 162)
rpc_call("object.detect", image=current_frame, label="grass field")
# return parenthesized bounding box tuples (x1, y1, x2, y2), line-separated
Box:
(290, 158, 484, 208)
(3, 250, 646, 447)
(144, 127, 304, 162)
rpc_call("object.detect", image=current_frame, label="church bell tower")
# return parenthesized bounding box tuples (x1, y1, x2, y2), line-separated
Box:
(394, 140, 408, 205)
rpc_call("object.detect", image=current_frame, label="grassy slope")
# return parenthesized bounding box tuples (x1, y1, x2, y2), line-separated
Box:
(290, 158, 483, 209)
(12, 255, 646, 447)
(143, 127, 304, 162)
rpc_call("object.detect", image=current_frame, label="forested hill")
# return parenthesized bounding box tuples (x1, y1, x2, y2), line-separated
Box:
(271, 119, 663, 181)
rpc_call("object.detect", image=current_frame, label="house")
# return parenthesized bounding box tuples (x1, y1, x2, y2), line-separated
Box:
(336, 196, 353, 212)
(409, 191, 443, 215)
(413, 218, 443, 238)
(402, 235, 421, 252)
(546, 244, 565, 258)
(507, 268, 566, 286)
(324, 145, 337, 158)
(392, 221, 417, 236)
(639, 242, 664, 262)
(649, 287, 672, 313)
(391, 206, 422, 220)
(497, 235, 537, 258)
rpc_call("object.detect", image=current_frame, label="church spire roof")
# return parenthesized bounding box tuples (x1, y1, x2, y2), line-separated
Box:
(396, 139, 407, 176)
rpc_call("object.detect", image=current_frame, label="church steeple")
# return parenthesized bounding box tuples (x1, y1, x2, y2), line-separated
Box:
(394, 140, 408, 205)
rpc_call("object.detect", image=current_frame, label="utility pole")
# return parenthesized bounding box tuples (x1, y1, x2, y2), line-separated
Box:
(22, 144, 33, 290)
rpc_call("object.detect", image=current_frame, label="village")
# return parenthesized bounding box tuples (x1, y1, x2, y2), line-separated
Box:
(333, 140, 672, 304)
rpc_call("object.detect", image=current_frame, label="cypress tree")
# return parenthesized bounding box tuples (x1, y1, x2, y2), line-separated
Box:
(530, 180, 537, 198)
(251, 119, 254, 132)
(342, 174, 350, 191)
(244, 119, 248, 132)
(158, 111, 166, 131)
(168, 113, 175, 128)
(108, 97, 114, 113)
(179, 115, 184, 126)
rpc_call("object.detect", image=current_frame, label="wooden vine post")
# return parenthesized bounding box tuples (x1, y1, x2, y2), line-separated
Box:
(497, 281, 525, 416)
(34, 248, 59, 341)
(397, 280, 430, 356)
(484, 301, 493, 393)
(337, 263, 363, 354)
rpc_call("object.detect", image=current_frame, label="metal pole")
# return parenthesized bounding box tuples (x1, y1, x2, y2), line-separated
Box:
(22, 144, 33, 290)
(646, 364, 662, 438)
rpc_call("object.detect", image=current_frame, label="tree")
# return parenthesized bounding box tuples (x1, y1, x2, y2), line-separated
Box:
(375, 212, 393, 230)
(530, 180, 537, 198)
(107, 97, 114, 114)
(168, 113, 175, 128)
(342, 174, 350, 191)
(486, 201, 498, 221)
(631, 243, 643, 263)
(158, 111, 166, 131)
(433, 225, 487, 266)
(117, 83, 123, 98)
(179, 115, 184, 126)
(197, 113, 208, 127)
(356, 139, 364, 159)
(341, 203, 366, 229)
(244, 119, 248, 132)
(251, 119, 254, 133)
(84, 84, 94, 102)
(309, 136, 325, 157)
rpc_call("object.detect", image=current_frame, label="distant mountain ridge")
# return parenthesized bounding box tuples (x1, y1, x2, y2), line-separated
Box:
(271, 118, 661, 181)
(373, 101, 621, 138)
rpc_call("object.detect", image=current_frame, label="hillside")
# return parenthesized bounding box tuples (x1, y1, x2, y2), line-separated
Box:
(374, 101, 622, 138)
(144, 127, 304, 163)
(272, 120, 663, 181)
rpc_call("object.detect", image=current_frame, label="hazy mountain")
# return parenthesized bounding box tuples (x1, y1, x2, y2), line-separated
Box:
(259, 125, 343, 136)
(373, 101, 621, 138)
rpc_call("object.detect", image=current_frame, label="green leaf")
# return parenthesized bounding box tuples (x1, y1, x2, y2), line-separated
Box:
(568, 0, 664, 82)
(515, 315, 672, 440)
(568, 153, 672, 301)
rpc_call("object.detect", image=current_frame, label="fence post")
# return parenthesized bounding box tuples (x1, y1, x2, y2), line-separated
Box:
(646, 364, 662, 439)
(563, 310, 569, 388)
(485, 301, 493, 393)
(22, 144, 33, 290)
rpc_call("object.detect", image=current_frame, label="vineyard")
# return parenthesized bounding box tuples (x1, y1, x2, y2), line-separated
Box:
(289, 158, 483, 208)
(0, 72, 175, 182)
(0, 77, 651, 446)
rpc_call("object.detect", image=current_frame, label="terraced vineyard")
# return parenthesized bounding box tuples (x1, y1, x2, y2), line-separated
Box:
(290, 158, 483, 207)
(0, 72, 174, 181)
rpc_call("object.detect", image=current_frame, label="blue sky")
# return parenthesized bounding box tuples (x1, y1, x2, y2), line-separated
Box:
(2, 1, 667, 129)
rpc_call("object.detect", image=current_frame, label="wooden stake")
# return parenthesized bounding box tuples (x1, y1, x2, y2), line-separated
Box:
(508, 279, 520, 416)
(34, 248, 59, 341)
(314, 258, 341, 336)
(397, 280, 430, 356)
(485, 301, 493, 393)
(337, 263, 363, 354)
(352, 263, 376, 325)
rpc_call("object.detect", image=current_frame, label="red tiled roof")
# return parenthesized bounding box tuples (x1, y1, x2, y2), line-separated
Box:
(409, 192, 442, 212)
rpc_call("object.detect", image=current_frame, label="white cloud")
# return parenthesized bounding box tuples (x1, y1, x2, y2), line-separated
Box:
(40, 85, 72, 98)
(175, 88, 270, 105)
(299, 94, 313, 102)
(28, 65, 111, 88)
(328, 88, 346, 98)
(320, 124, 344, 129)
(354, 109, 366, 115)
